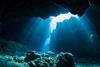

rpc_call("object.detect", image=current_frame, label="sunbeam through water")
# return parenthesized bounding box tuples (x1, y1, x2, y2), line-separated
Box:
(42, 12, 79, 52)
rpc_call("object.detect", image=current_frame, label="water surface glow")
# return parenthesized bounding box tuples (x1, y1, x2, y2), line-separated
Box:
(42, 12, 79, 52)
(50, 12, 79, 33)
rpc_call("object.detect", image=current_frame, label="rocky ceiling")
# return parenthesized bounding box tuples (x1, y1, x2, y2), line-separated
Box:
(0, 0, 92, 20)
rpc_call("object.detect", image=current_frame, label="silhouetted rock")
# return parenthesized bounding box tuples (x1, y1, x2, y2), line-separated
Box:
(28, 61, 36, 67)
(56, 52, 75, 67)
(13, 56, 24, 63)
(24, 51, 40, 62)
(0, 51, 76, 67)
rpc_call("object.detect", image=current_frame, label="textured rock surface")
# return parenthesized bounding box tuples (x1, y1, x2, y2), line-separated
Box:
(0, 51, 76, 67)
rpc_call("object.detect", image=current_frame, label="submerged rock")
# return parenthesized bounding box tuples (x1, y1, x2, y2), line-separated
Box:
(28, 61, 36, 67)
(0, 51, 76, 67)
(24, 51, 75, 67)
(56, 52, 76, 67)
(13, 56, 24, 63)
(24, 51, 40, 62)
